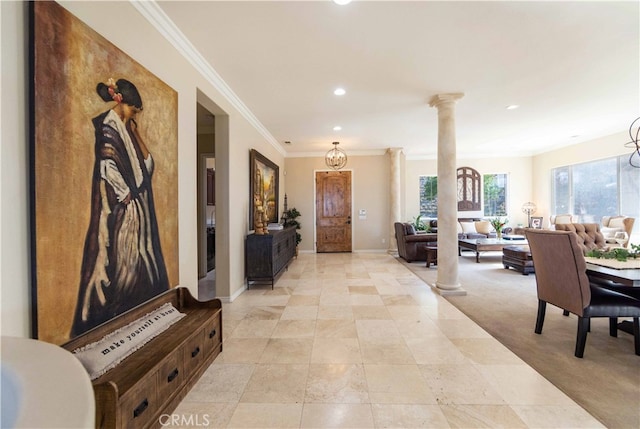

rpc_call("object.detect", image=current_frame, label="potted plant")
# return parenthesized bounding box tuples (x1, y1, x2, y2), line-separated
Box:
(283, 207, 302, 251)
(411, 214, 429, 232)
(489, 217, 509, 239)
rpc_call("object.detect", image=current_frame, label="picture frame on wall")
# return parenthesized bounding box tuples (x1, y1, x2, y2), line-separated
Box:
(30, 1, 179, 344)
(249, 149, 279, 229)
(530, 216, 544, 229)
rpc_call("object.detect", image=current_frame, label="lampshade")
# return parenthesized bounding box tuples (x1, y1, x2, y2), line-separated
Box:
(325, 141, 348, 170)
(521, 202, 537, 215)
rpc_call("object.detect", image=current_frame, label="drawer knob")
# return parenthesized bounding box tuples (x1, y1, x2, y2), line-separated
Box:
(209, 329, 217, 339)
(167, 368, 179, 383)
(133, 398, 149, 418)
(191, 346, 201, 358)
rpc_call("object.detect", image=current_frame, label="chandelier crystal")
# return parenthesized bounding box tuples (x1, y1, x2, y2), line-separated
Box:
(325, 141, 348, 170)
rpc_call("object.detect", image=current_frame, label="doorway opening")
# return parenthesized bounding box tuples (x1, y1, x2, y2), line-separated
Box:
(197, 103, 216, 300)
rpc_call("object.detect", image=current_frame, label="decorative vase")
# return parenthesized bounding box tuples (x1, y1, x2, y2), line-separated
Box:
(497, 230, 503, 240)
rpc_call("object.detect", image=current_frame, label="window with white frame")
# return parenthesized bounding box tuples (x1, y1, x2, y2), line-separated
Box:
(551, 155, 640, 233)
(419, 173, 509, 218)
(483, 173, 508, 216)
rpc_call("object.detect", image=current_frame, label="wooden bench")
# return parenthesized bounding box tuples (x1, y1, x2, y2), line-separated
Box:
(62, 287, 222, 429)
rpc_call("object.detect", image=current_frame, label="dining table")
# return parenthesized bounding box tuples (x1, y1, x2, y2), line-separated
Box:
(585, 258, 640, 335)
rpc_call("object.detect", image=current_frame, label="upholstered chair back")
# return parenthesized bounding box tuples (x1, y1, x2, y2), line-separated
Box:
(601, 216, 635, 247)
(553, 223, 606, 254)
(525, 229, 591, 316)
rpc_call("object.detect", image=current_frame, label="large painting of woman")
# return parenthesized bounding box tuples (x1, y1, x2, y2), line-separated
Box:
(70, 79, 170, 337)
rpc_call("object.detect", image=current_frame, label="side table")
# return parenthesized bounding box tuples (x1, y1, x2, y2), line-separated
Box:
(425, 244, 438, 268)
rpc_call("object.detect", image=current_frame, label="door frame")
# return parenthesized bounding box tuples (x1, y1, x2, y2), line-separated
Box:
(313, 169, 354, 252)
(198, 153, 215, 278)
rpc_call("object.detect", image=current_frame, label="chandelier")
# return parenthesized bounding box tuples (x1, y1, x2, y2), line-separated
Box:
(625, 116, 640, 168)
(521, 202, 537, 227)
(325, 141, 348, 170)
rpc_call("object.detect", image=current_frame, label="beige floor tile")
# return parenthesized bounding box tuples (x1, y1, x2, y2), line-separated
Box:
(371, 404, 450, 428)
(229, 319, 278, 338)
(185, 363, 254, 403)
(319, 293, 351, 306)
(281, 305, 319, 320)
(349, 294, 384, 306)
(439, 404, 528, 428)
(311, 338, 362, 363)
(419, 363, 506, 405)
(272, 319, 317, 338)
(355, 319, 403, 344)
(381, 294, 420, 306)
(360, 341, 416, 364)
(434, 318, 493, 339)
(287, 295, 320, 306)
(405, 337, 468, 365)
(477, 364, 577, 406)
(245, 306, 285, 320)
(170, 402, 237, 429)
(450, 338, 525, 365)
(300, 403, 374, 428)
(215, 338, 269, 364)
(228, 403, 302, 428)
(348, 286, 379, 295)
(240, 364, 309, 403)
(315, 319, 358, 338)
(364, 364, 437, 404)
(260, 338, 313, 364)
(317, 305, 354, 320)
(305, 363, 370, 403)
(352, 305, 392, 320)
(394, 318, 449, 339)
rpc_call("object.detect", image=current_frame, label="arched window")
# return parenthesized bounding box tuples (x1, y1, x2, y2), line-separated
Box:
(457, 166, 481, 211)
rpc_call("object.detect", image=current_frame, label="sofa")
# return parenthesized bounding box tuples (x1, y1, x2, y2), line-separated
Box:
(553, 223, 606, 254)
(429, 218, 499, 239)
(394, 222, 437, 262)
(601, 216, 635, 248)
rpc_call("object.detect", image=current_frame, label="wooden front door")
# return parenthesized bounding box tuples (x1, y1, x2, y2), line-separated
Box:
(316, 171, 352, 253)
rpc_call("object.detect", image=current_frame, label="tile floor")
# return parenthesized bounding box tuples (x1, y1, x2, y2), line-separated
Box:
(176, 252, 604, 428)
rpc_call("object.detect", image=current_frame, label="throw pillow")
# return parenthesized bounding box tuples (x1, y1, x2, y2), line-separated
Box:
(404, 223, 416, 235)
(475, 221, 491, 235)
(554, 214, 572, 224)
(72, 303, 186, 380)
(460, 222, 477, 234)
(608, 217, 626, 229)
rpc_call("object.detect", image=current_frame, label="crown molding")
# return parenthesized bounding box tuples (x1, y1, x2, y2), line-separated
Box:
(131, 1, 286, 157)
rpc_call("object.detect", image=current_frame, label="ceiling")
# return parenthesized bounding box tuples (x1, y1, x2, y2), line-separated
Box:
(160, 1, 639, 159)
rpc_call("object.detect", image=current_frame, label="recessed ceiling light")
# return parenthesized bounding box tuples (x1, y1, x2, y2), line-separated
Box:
(506, 105, 519, 110)
(333, 126, 342, 131)
(334, 88, 346, 96)
(333, 0, 352, 5)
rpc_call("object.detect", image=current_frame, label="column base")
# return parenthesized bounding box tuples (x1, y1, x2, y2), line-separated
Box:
(430, 282, 467, 296)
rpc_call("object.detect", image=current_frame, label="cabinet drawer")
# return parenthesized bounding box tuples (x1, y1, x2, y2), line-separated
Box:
(183, 329, 206, 376)
(157, 350, 184, 406)
(119, 374, 158, 429)
(202, 315, 221, 357)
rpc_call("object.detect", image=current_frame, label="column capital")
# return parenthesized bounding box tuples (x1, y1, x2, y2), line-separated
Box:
(429, 93, 464, 108)
(386, 147, 404, 155)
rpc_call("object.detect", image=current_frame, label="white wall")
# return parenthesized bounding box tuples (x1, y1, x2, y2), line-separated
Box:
(405, 156, 533, 228)
(285, 154, 390, 252)
(0, 1, 282, 339)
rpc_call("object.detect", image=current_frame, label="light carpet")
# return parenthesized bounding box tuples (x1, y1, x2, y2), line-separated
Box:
(401, 251, 640, 429)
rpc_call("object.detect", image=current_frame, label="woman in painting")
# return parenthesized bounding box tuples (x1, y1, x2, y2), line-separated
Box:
(71, 78, 169, 337)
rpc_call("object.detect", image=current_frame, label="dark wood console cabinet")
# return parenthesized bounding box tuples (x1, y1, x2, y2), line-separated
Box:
(245, 226, 296, 288)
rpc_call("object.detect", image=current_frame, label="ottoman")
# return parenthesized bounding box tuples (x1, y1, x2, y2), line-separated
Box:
(502, 245, 534, 275)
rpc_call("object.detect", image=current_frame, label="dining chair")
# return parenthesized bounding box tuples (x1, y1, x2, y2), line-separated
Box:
(525, 229, 640, 358)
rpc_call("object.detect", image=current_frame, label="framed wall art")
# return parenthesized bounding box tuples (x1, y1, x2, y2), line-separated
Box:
(249, 149, 279, 228)
(30, 1, 179, 344)
(530, 216, 544, 229)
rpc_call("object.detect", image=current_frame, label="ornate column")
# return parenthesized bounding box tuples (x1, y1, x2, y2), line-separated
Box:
(388, 148, 403, 253)
(429, 93, 466, 295)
